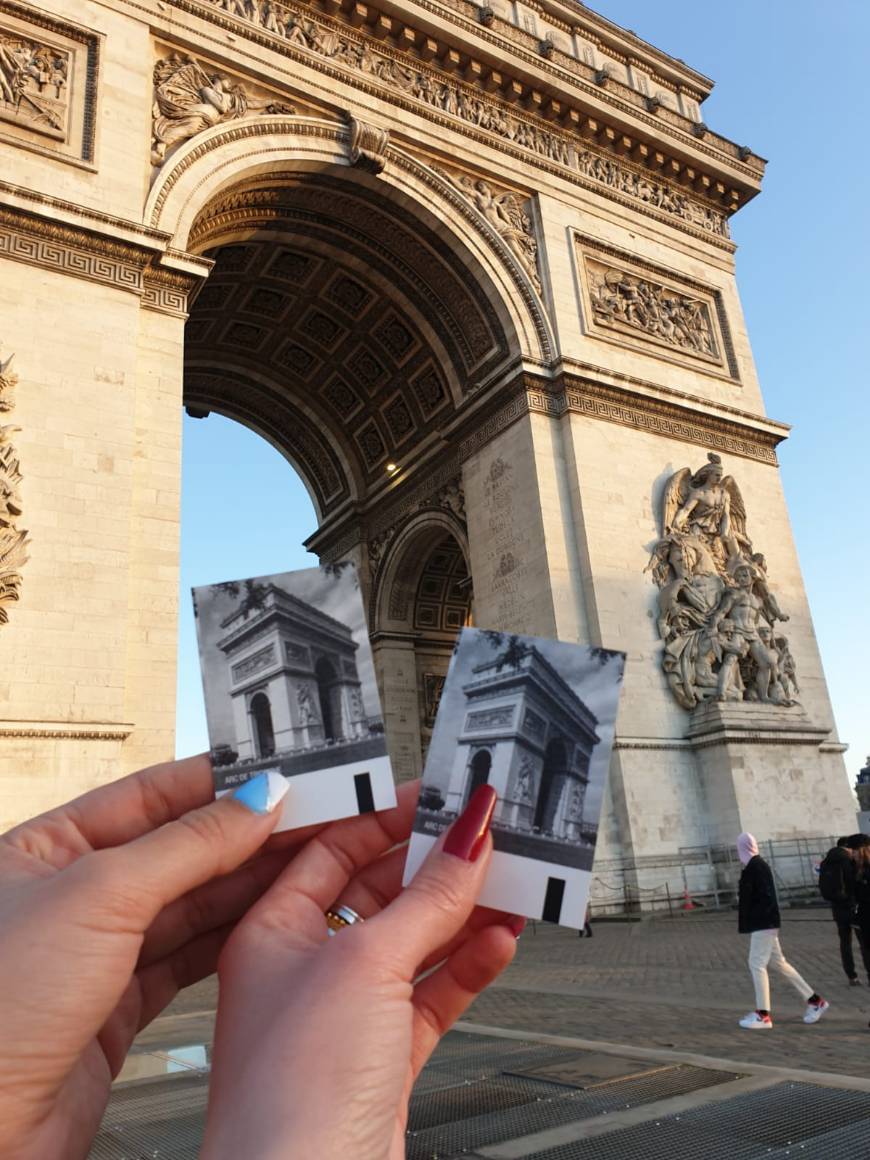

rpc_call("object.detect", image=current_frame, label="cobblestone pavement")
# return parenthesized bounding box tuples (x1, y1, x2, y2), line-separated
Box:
(145, 907, 870, 1077)
(465, 909, 870, 1077)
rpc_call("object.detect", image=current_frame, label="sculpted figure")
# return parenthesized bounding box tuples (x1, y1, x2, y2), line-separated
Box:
(647, 452, 797, 710)
(296, 682, 317, 725)
(776, 636, 800, 699)
(151, 55, 292, 164)
(709, 561, 776, 701)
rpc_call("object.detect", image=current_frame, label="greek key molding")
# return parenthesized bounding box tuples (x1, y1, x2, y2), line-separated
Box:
(0, 207, 148, 292)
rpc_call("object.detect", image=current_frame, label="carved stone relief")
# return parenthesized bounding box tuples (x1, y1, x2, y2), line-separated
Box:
(587, 259, 718, 360)
(646, 452, 798, 711)
(423, 672, 445, 727)
(433, 164, 541, 292)
(0, 346, 28, 626)
(169, 0, 730, 241)
(151, 52, 294, 164)
(0, 29, 69, 137)
(0, 4, 99, 163)
(576, 238, 736, 379)
(576, 152, 727, 238)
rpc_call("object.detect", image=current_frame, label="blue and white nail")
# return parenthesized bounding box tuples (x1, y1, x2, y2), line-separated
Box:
(231, 770, 290, 815)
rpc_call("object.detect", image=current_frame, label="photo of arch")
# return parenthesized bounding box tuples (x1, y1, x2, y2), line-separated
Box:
(404, 628, 625, 929)
(193, 563, 395, 829)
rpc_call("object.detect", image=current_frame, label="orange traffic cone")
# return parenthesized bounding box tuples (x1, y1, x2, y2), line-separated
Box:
(681, 889, 696, 911)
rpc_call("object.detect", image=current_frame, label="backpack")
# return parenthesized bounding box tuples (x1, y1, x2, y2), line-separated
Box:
(818, 851, 849, 904)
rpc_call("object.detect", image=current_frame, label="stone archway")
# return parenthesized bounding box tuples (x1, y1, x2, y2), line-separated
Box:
(160, 122, 533, 780)
(371, 512, 472, 779)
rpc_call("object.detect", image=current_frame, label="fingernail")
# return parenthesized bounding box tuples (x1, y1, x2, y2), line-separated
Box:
(231, 770, 289, 815)
(443, 784, 496, 862)
(505, 915, 526, 939)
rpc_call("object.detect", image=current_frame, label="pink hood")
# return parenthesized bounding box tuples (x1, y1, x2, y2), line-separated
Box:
(737, 832, 759, 866)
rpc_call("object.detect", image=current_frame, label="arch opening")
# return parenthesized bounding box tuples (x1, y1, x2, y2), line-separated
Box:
(534, 737, 568, 833)
(250, 691, 276, 759)
(466, 748, 492, 806)
(315, 656, 338, 742)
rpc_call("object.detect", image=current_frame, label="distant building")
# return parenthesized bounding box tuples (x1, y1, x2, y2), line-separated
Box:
(446, 645, 599, 842)
(216, 585, 370, 761)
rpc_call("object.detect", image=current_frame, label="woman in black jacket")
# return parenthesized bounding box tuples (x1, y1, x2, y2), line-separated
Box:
(737, 832, 829, 1029)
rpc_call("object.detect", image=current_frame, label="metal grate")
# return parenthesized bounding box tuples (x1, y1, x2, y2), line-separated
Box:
(407, 1065, 738, 1160)
(89, 1074, 208, 1160)
(516, 1082, 870, 1160)
(409, 1075, 563, 1131)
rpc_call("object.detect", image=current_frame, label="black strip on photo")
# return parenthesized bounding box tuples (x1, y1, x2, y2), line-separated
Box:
(542, 877, 566, 924)
(354, 772, 375, 814)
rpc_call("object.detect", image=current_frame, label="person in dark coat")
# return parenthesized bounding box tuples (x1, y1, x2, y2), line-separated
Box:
(822, 837, 868, 985)
(736, 832, 829, 1029)
(851, 837, 870, 974)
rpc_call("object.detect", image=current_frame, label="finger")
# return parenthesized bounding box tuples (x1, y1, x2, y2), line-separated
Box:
(238, 780, 419, 945)
(64, 770, 290, 934)
(138, 845, 298, 967)
(334, 847, 517, 974)
(409, 921, 518, 1081)
(135, 923, 234, 1038)
(365, 785, 496, 975)
(2, 754, 215, 868)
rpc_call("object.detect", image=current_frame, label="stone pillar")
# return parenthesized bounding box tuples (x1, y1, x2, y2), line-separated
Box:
(374, 636, 423, 780)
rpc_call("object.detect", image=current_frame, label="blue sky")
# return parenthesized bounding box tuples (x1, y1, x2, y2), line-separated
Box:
(177, 1, 869, 782)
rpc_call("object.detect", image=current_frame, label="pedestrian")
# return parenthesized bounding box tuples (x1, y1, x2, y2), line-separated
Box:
(818, 836, 869, 985)
(850, 836, 870, 970)
(736, 832, 829, 1029)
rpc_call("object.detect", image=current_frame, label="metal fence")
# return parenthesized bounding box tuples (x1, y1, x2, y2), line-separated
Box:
(588, 834, 839, 916)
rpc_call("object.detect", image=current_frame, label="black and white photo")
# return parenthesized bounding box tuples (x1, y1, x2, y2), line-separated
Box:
(403, 628, 625, 928)
(193, 564, 396, 830)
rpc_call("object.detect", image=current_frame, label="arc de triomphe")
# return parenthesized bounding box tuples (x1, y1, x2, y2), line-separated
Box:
(0, 0, 855, 869)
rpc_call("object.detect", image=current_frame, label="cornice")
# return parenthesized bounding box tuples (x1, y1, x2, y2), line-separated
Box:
(0, 201, 203, 315)
(0, 720, 133, 740)
(147, 0, 741, 241)
(403, 0, 763, 179)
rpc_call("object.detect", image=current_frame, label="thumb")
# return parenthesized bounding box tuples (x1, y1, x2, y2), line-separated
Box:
(67, 770, 291, 931)
(368, 785, 496, 975)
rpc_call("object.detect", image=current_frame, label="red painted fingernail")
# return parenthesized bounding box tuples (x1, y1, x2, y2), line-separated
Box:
(505, 915, 526, 939)
(443, 785, 496, 862)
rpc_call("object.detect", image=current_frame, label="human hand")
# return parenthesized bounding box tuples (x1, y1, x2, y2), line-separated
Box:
(202, 785, 520, 1160)
(0, 755, 310, 1160)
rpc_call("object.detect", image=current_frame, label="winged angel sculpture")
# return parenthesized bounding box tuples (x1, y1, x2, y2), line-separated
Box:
(151, 55, 292, 164)
(647, 452, 798, 710)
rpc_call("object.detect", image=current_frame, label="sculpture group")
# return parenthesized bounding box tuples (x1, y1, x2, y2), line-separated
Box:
(647, 453, 799, 710)
(0, 348, 27, 626)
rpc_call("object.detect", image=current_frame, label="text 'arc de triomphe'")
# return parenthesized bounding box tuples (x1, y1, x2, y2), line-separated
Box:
(0, 0, 856, 867)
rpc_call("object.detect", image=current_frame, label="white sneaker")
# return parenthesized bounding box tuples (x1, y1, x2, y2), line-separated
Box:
(739, 1010, 773, 1029)
(803, 998, 829, 1024)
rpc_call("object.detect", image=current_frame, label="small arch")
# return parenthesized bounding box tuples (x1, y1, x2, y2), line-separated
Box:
(534, 737, 567, 832)
(315, 656, 337, 741)
(250, 691, 276, 758)
(466, 749, 492, 806)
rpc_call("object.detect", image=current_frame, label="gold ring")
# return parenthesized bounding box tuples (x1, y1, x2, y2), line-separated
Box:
(325, 904, 363, 935)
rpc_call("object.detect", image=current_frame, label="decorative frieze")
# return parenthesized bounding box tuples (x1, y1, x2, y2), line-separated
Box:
(0, 2, 99, 165)
(0, 345, 27, 626)
(151, 51, 294, 165)
(231, 643, 276, 682)
(165, 0, 732, 244)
